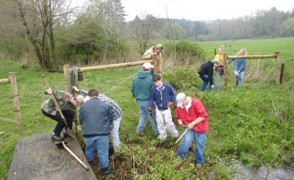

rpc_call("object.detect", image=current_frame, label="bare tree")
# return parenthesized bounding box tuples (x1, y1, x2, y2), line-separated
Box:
(129, 15, 160, 55)
(12, 0, 72, 70)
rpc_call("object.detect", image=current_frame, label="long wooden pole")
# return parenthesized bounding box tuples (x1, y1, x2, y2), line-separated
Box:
(175, 128, 188, 144)
(227, 54, 277, 60)
(0, 78, 10, 84)
(62, 141, 89, 170)
(79, 60, 153, 72)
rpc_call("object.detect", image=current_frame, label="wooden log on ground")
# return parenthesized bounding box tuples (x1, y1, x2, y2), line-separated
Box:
(7, 133, 96, 180)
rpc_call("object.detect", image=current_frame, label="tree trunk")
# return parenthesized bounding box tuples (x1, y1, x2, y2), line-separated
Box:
(15, 0, 44, 69)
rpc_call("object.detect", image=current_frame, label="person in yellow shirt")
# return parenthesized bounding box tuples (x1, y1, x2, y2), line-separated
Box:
(213, 46, 225, 90)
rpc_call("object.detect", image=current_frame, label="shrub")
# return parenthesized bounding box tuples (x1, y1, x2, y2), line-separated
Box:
(164, 40, 206, 65)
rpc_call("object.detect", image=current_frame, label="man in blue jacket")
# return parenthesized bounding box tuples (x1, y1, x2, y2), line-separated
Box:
(132, 63, 159, 136)
(79, 89, 113, 176)
(148, 73, 179, 141)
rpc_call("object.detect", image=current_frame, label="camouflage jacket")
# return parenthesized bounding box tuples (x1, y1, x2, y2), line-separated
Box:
(41, 90, 74, 115)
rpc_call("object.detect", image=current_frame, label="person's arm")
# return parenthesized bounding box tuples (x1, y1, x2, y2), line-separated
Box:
(187, 117, 205, 129)
(177, 119, 185, 128)
(108, 106, 114, 130)
(239, 59, 246, 72)
(148, 88, 156, 112)
(142, 49, 153, 60)
(79, 106, 84, 126)
(208, 67, 214, 85)
(72, 85, 88, 97)
(168, 85, 177, 107)
(131, 80, 136, 98)
(187, 100, 208, 129)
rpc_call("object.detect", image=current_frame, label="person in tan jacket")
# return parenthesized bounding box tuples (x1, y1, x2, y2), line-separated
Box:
(143, 44, 163, 73)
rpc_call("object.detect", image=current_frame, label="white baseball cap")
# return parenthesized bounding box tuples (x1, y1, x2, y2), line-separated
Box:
(142, 62, 154, 69)
(176, 92, 186, 107)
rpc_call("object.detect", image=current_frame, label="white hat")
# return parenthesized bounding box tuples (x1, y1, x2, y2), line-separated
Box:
(142, 62, 154, 69)
(176, 92, 186, 107)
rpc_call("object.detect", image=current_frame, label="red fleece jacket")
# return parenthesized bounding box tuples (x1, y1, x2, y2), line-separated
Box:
(176, 98, 209, 133)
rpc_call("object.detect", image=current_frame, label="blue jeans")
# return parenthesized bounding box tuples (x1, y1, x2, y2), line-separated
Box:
(84, 136, 109, 168)
(200, 74, 213, 92)
(175, 130, 207, 165)
(136, 100, 159, 135)
(112, 116, 122, 153)
(216, 70, 223, 90)
(41, 109, 74, 136)
(234, 70, 244, 87)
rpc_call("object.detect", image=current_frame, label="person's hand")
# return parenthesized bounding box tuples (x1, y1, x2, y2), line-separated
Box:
(151, 53, 158, 58)
(148, 107, 153, 113)
(178, 120, 185, 128)
(47, 88, 53, 95)
(77, 125, 82, 132)
(187, 122, 194, 130)
(72, 85, 80, 92)
(167, 102, 174, 108)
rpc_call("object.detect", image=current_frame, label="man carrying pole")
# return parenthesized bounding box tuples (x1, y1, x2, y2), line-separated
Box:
(174, 92, 209, 168)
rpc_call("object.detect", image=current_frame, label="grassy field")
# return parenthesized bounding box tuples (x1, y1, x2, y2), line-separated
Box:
(0, 38, 293, 179)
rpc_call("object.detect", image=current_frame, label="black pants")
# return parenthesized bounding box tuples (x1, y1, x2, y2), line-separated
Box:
(42, 109, 74, 136)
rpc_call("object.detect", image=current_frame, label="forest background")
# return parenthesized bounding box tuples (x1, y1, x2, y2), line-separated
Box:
(0, 0, 293, 70)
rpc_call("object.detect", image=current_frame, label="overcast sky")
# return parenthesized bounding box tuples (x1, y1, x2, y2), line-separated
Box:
(71, 0, 294, 21)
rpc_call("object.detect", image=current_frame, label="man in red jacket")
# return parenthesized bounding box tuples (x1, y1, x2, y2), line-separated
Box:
(175, 92, 209, 167)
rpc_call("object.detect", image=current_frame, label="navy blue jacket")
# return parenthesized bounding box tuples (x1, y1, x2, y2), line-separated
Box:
(80, 97, 113, 137)
(149, 81, 176, 110)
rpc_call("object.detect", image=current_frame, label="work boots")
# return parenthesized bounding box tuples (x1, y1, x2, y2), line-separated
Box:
(51, 132, 64, 142)
(102, 167, 113, 176)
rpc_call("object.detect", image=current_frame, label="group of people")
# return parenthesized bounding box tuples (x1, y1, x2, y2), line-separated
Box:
(41, 44, 212, 176)
(198, 46, 247, 92)
(132, 46, 213, 167)
(41, 87, 119, 176)
(132, 60, 209, 168)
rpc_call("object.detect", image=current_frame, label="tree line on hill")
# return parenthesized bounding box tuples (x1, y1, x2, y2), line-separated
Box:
(0, 0, 293, 70)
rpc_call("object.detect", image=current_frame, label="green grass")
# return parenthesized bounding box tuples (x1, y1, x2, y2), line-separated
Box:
(0, 38, 294, 179)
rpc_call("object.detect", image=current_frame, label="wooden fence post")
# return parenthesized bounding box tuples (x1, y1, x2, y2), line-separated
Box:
(63, 64, 71, 92)
(8, 72, 21, 125)
(153, 56, 160, 74)
(71, 67, 79, 88)
(280, 63, 284, 84)
(274, 52, 280, 84)
(223, 53, 228, 91)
